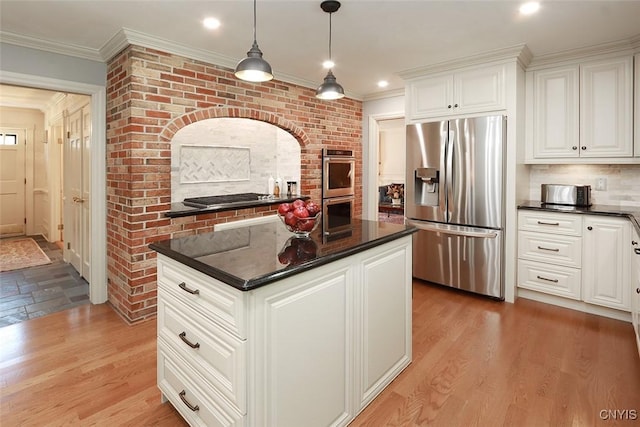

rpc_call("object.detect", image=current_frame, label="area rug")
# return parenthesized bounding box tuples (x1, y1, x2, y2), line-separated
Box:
(0, 238, 51, 272)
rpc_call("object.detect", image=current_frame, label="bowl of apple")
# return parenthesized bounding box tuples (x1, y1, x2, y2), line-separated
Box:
(277, 199, 321, 238)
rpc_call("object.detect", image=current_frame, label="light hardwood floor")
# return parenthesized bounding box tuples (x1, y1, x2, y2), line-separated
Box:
(1, 281, 638, 426)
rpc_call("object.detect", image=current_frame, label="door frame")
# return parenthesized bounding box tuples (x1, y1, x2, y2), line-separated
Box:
(365, 112, 404, 221)
(0, 70, 107, 304)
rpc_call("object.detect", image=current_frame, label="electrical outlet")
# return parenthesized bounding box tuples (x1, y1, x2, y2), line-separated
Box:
(595, 177, 607, 191)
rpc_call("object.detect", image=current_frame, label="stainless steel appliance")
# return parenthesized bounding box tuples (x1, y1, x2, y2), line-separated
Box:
(406, 115, 506, 299)
(541, 184, 591, 207)
(322, 149, 355, 234)
(322, 149, 355, 198)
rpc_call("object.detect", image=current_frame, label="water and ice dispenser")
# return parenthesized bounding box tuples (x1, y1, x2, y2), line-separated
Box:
(414, 167, 439, 206)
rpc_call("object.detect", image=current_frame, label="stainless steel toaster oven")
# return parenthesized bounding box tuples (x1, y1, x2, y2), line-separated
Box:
(541, 184, 591, 207)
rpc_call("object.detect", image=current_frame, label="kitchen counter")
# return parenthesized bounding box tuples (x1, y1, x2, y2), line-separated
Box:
(149, 218, 417, 291)
(518, 200, 640, 234)
(165, 194, 308, 218)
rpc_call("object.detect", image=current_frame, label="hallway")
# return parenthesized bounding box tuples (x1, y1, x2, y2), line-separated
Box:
(0, 236, 89, 327)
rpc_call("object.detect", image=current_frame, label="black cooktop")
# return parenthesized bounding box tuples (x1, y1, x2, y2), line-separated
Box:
(183, 193, 271, 208)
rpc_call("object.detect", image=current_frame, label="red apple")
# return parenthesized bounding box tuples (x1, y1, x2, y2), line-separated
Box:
(277, 202, 292, 215)
(305, 201, 320, 216)
(292, 199, 306, 209)
(284, 211, 297, 227)
(292, 206, 309, 219)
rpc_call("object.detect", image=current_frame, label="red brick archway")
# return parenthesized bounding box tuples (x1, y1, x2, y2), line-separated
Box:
(159, 107, 310, 147)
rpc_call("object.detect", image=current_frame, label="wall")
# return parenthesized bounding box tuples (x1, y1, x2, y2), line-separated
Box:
(0, 106, 47, 237)
(0, 43, 106, 87)
(529, 164, 640, 207)
(106, 45, 363, 322)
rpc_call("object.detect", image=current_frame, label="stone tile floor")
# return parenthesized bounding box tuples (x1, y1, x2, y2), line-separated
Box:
(0, 236, 89, 327)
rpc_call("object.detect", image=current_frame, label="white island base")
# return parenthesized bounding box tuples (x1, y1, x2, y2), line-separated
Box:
(156, 235, 413, 427)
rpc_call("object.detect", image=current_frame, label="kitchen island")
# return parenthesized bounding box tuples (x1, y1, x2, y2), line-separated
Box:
(149, 219, 416, 427)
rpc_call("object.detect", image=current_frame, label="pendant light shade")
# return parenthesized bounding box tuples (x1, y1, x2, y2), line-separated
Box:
(316, 1, 344, 100)
(235, 0, 273, 82)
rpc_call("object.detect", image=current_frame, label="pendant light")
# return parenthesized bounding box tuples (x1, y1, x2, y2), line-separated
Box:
(316, 1, 345, 100)
(235, 0, 273, 82)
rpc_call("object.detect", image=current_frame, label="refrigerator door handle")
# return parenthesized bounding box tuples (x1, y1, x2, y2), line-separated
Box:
(445, 126, 454, 222)
(407, 220, 498, 238)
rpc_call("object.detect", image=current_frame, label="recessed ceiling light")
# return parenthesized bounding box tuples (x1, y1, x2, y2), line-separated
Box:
(323, 60, 335, 69)
(519, 2, 540, 15)
(377, 80, 389, 88)
(203, 17, 221, 30)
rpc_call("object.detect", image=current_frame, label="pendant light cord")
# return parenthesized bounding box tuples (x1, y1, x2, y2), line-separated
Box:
(253, 0, 257, 43)
(328, 12, 332, 63)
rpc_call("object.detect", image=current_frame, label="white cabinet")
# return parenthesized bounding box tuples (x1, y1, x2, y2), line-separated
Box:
(406, 64, 505, 120)
(582, 216, 631, 311)
(156, 235, 413, 427)
(529, 66, 580, 158)
(526, 55, 634, 161)
(517, 211, 583, 300)
(635, 55, 640, 158)
(580, 56, 633, 158)
(631, 228, 640, 356)
(517, 211, 633, 315)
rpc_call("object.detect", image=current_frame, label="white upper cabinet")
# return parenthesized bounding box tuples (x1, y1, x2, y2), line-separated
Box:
(526, 55, 634, 162)
(530, 66, 580, 158)
(580, 56, 633, 158)
(407, 64, 505, 120)
(635, 55, 640, 158)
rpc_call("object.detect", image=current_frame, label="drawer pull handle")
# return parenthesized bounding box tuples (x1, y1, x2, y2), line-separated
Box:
(179, 390, 199, 412)
(537, 275, 558, 283)
(537, 221, 559, 226)
(178, 282, 200, 295)
(537, 246, 559, 252)
(179, 332, 200, 349)
(636, 288, 640, 294)
(635, 248, 640, 255)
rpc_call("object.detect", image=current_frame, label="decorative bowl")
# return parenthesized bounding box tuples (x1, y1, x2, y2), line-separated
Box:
(277, 212, 321, 238)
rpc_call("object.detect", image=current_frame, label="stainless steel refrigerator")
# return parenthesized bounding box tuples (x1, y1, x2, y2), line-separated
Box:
(405, 115, 505, 299)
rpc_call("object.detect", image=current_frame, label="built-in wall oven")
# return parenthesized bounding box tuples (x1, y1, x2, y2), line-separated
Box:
(322, 149, 355, 234)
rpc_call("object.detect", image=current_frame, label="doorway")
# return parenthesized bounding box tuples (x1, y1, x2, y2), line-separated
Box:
(0, 72, 107, 305)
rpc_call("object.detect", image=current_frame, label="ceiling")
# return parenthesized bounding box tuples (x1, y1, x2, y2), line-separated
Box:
(1, 0, 640, 102)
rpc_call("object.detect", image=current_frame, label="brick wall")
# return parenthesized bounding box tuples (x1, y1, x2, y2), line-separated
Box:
(106, 45, 363, 323)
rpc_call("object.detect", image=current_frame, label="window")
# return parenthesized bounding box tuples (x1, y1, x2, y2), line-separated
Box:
(0, 133, 18, 145)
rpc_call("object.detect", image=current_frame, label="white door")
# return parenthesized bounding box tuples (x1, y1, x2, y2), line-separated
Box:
(0, 128, 26, 237)
(63, 106, 91, 279)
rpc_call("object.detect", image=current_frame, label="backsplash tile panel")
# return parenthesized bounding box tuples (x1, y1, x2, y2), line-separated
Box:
(529, 164, 640, 207)
(179, 146, 251, 183)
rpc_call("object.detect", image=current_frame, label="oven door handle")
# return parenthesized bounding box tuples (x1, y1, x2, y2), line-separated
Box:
(407, 220, 499, 238)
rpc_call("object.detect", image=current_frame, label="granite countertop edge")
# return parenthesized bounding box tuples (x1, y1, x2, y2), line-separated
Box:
(165, 195, 310, 218)
(150, 226, 418, 292)
(517, 201, 640, 235)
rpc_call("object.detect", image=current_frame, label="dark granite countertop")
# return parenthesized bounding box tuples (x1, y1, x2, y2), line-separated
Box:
(149, 219, 417, 291)
(165, 195, 309, 218)
(518, 200, 640, 235)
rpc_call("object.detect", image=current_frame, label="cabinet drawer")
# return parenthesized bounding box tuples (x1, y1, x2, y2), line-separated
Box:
(158, 291, 246, 413)
(518, 231, 582, 268)
(157, 255, 247, 339)
(158, 344, 244, 427)
(517, 259, 581, 300)
(518, 211, 583, 236)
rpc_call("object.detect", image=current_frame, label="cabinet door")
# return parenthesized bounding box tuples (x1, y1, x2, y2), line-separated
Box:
(358, 240, 412, 410)
(632, 229, 640, 355)
(635, 55, 640, 158)
(253, 265, 354, 427)
(531, 66, 579, 158)
(454, 64, 505, 115)
(407, 74, 454, 120)
(580, 56, 633, 157)
(582, 216, 631, 311)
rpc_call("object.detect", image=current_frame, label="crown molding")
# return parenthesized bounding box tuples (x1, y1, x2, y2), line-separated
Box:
(0, 31, 103, 62)
(527, 36, 638, 69)
(398, 44, 529, 80)
(362, 88, 404, 102)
